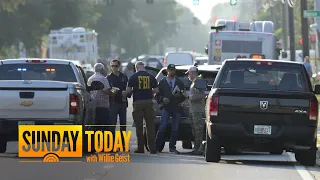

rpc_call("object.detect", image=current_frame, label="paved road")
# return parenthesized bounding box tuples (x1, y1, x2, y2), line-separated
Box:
(0, 126, 315, 180)
(0, 99, 317, 180)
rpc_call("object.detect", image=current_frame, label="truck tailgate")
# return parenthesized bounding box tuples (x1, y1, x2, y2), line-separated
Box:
(0, 81, 71, 120)
(216, 89, 313, 130)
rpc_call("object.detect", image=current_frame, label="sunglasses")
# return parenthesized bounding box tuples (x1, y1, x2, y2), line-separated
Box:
(111, 65, 119, 67)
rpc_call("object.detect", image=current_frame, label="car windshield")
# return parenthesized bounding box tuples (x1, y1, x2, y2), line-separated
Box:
(145, 58, 160, 68)
(219, 62, 308, 92)
(159, 69, 217, 90)
(0, 64, 77, 82)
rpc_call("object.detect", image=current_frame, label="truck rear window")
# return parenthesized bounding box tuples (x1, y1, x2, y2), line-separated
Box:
(219, 63, 308, 92)
(166, 53, 193, 65)
(0, 64, 77, 82)
(158, 69, 217, 90)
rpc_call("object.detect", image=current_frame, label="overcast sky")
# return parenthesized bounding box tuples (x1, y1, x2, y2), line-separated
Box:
(176, 0, 228, 24)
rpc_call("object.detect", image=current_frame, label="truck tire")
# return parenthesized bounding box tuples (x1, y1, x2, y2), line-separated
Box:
(296, 141, 317, 166)
(205, 134, 221, 162)
(182, 141, 193, 149)
(0, 138, 7, 153)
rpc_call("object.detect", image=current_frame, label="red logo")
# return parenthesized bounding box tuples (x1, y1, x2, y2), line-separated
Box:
(215, 40, 221, 46)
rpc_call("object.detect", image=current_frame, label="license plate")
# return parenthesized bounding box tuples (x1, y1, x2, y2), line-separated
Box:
(18, 121, 35, 125)
(254, 125, 272, 135)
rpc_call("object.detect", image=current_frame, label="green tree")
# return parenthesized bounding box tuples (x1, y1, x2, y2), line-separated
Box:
(255, 0, 314, 48)
(15, 0, 51, 55)
(93, 0, 136, 57)
(134, 1, 178, 47)
(48, 0, 99, 29)
(0, 0, 51, 57)
(0, 0, 25, 12)
(118, 17, 150, 57)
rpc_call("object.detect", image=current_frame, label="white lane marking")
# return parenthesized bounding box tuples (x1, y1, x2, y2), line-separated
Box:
(288, 153, 315, 180)
(103, 165, 115, 169)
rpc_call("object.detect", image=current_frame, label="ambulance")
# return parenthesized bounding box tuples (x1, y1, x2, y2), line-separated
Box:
(206, 20, 280, 65)
(48, 27, 99, 65)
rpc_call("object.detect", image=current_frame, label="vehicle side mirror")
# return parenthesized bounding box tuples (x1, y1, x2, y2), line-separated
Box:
(87, 81, 104, 91)
(314, 84, 320, 94)
(281, 51, 288, 58)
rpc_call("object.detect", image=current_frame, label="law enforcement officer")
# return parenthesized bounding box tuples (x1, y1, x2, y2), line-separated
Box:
(155, 64, 185, 154)
(185, 66, 205, 155)
(107, 59, 129, 151)
(126, 61, 158, 154)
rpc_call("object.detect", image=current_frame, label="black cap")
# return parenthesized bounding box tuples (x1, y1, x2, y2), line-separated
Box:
(167, 64, 176, 69)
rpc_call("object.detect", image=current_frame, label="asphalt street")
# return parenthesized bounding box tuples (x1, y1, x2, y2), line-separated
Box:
(0, 98, 318, 180)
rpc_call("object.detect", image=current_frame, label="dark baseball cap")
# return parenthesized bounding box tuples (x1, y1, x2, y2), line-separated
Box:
(167, 64, 176, 69)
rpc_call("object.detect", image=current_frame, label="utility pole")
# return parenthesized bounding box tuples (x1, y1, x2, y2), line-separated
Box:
(282, 1, 288, 50)
(315, 0, 320, 72)
(301, 0, 309, 58)
(288, 2, 295, 61)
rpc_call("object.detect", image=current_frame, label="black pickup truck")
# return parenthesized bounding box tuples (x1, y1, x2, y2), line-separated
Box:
(205, 59, 320, 166)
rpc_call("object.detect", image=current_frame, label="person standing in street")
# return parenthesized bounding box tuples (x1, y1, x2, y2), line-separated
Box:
(186, 66, 205, 155)
(126, 61, 158, 154)
(107, 59, 129, 151)
(125, 61, 134, 79)
(303, 56, 312, 78)
(87, 63, 111, 130)
(155, 64, 185, 154)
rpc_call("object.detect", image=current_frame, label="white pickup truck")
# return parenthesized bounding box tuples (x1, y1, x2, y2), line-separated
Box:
(0, 59, 96, 153)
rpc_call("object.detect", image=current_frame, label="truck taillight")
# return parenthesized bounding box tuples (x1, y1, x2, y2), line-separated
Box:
(70, 94, 79, 114)
(309, 100, 318, 120)
(209, 96, 219, 116)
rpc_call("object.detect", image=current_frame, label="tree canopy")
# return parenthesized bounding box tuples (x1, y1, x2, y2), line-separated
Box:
(0, 0, 179, 59)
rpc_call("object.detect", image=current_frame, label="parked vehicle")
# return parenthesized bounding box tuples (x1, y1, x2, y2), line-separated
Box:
(205, 59, 319, 166)
(0, 58, 99, 153)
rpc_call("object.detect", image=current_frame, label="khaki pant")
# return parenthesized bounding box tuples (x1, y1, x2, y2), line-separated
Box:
(132, 99, 156, 151)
